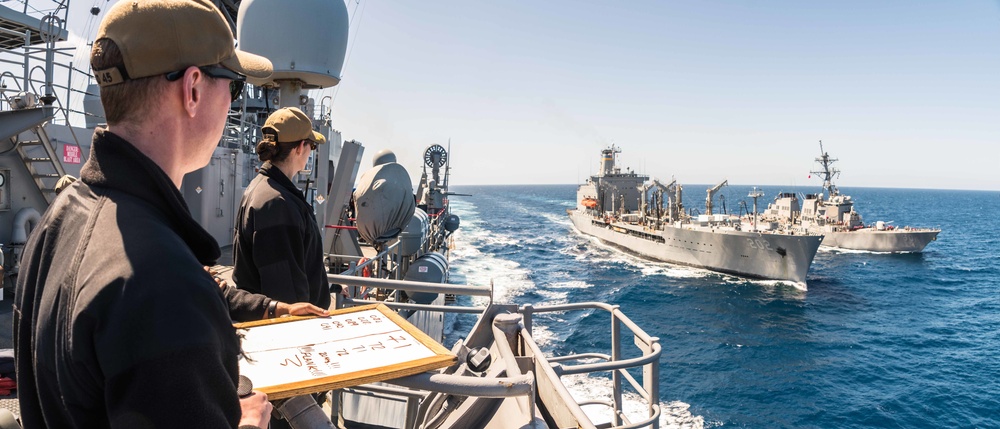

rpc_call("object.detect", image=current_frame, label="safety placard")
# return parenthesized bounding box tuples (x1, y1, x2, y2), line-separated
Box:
(62, 144, 81, 164)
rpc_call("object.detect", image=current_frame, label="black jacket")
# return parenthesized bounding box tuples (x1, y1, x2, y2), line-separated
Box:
(13, 129, 246, 428)
(232, 162, 330, 309)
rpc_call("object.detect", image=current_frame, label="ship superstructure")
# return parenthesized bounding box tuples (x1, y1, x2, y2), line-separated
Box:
(0, 1, 664, 428)
(762, 142, 940, 252)
(569, 145, 823, 287)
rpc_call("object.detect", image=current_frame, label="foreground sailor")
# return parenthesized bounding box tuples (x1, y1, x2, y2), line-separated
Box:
(232, 107, 331, 313)
(14, 0, 274, 427)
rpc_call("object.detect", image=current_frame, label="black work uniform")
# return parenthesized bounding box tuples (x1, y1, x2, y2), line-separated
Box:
(13, 129, 249, 428)
(232, 162, 331, 310)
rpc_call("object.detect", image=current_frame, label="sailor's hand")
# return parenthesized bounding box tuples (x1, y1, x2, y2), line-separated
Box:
(277, 302, 330, 317)
(238, 390, 271, 429)
(332, 283, 351, 297)
(203, 266, 229, 290)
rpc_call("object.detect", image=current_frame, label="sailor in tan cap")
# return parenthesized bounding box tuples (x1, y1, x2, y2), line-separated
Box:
(15, 1, 275, 428)
(232, 108, 331, 354)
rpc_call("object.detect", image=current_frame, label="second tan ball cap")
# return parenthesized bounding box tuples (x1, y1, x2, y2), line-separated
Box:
(263, 107, 327, 144)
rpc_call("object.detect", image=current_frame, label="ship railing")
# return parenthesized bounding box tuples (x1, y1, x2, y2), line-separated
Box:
(0, 35, 97, 130)
(328, 274, 491, 314)
(330, 239, 407, 286)
(520, 302, 661, 429)
(331, 228, 453, 286)
(326, 277, 660, 429)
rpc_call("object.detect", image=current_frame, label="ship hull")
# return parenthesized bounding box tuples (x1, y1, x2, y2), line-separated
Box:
(814, 228, 939, 252)
(569, 209, 822, 286)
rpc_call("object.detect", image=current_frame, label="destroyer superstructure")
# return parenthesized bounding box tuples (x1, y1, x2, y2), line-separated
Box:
(568, 145, 823, 286)
(762, 142, 940, 252)
(0, 1, 664, 428)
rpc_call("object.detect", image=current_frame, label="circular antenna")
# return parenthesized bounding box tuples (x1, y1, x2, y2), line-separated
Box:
(424, 144, 447, 168)
(39, 15, 62, 44)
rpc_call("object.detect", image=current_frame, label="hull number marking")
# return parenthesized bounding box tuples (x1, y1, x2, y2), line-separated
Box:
(747, 238, 773, 251)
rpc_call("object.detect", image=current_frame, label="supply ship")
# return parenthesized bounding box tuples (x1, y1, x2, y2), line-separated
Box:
(568, 145, 823, 287)
(761, 142, 940, 252)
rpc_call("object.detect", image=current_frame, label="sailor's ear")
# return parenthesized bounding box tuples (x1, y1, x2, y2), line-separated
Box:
(179, 66, 206, 118)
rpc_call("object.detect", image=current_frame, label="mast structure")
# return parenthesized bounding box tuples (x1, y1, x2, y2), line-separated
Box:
(444, 138, 451, 190)
(599, 144, 621, 177)
(811, 140, 840, 198)
(748, 186, 764, 232)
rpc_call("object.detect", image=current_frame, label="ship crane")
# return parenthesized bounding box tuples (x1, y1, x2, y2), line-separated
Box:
(705, 179, 728, 216)
(600, 182, 620, 215)
(640, 179, 673, 225)
(668, 182, 684, 222)
(640, 179, 671, 213)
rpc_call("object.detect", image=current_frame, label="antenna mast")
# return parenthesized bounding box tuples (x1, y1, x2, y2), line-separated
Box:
(810, 140, 840, 198)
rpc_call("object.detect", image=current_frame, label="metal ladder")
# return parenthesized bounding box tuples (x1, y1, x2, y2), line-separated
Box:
(13, 123, 66, 204)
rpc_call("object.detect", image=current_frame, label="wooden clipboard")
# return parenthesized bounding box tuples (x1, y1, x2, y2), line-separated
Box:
(234, 303, 455, 400)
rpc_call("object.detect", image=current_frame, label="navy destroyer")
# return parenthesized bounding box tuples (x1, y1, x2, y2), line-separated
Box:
(761, 142, 940, 252)
(0, 1, 665, 428)
(568, 145, 823, 287)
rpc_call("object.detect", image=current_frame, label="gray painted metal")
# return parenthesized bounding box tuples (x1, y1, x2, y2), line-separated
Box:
(0, 4, 68, 49)
(809, 227, 939, 253)
(322, 140, 363, 257)
(764, 142, 941, 253)
(569, 209, 821, 285)
(0, 107, 53, 142)
(338, 297, 662, 429)
(571, 145, 822, 287)
(0, 2, 665, 427)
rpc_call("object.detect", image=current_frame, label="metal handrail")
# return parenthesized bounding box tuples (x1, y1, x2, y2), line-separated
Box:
(327, 273, 660, 428)
(329, 275, 662, 429)
(520, 302, 662, 429)
(329, 274, 492, 298)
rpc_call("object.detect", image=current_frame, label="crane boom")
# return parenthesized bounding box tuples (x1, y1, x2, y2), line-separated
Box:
(705, 179, 728, 215)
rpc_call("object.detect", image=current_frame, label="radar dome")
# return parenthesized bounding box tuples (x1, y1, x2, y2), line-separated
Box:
(373, 149, 397, 166)
(236, 0, 349, 88)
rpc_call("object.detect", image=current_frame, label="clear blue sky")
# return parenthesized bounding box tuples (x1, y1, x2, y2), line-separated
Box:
(323, 1, 1000, 191)
(66, 1, 1000, 191)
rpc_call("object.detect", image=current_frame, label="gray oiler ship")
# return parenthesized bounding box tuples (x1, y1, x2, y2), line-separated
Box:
(568, 146, 823, 287)
(761, 142, 940, 253)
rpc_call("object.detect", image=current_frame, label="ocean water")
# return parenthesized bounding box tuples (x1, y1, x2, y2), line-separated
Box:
(443, 184, 999, 429)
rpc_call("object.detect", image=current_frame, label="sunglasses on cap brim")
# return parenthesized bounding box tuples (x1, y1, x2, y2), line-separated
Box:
(164, 66, 246, 102)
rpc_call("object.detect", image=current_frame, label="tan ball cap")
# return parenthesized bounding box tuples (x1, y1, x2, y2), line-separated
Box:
(93, 0, 272, 86)
(262, 107, 326, 144)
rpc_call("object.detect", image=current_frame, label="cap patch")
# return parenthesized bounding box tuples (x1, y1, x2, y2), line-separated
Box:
(94, 67, 126, 87)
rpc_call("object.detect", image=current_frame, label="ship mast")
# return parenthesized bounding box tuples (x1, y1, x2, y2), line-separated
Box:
(811, 140, 840, 198)
(748, 187, 763, 232)
(599, 144, 621, 177)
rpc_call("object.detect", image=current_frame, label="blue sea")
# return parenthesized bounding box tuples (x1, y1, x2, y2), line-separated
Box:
(443, 184, 999, 429)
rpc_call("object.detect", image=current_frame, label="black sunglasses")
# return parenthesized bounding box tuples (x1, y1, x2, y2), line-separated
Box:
(304, 140, 317, 150)
(164, 66, 246, 102)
